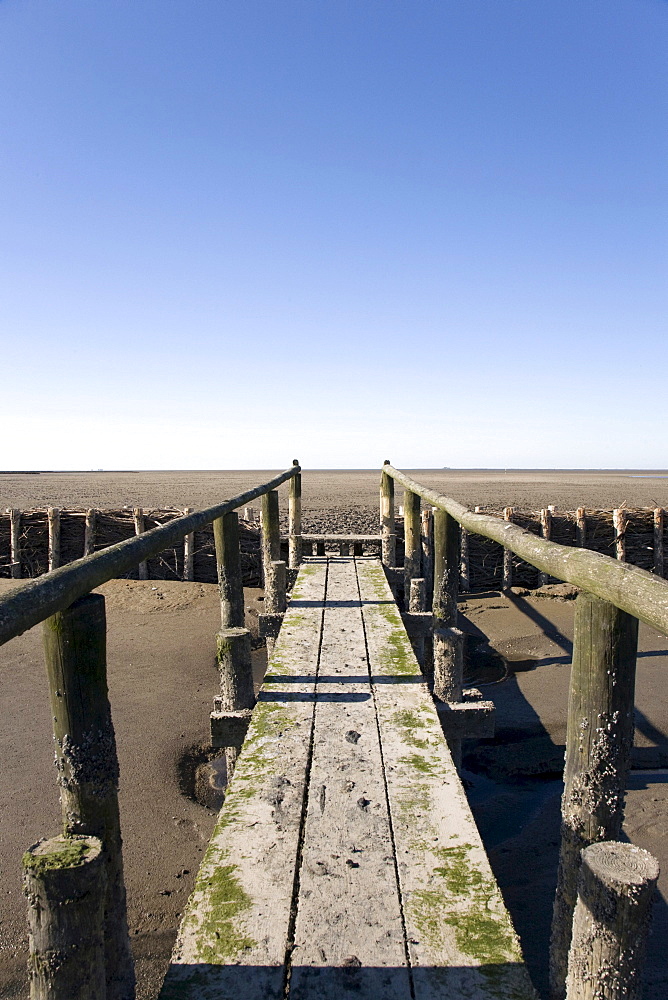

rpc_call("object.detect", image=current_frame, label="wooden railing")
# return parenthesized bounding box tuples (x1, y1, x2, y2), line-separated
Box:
(8, 463, 301, 1000)
(381, 462, 664, 1000)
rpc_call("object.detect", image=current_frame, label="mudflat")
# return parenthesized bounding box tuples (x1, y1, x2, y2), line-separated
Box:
(2, 468, 668, 522)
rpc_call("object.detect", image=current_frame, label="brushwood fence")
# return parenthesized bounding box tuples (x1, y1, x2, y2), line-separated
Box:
(1, 504, 664, 592)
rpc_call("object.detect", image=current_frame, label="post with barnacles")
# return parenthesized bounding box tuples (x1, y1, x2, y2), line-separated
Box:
(565, 841, 659, 1000)
(42, 593, 135, 1000)
(133, 507, 148, 580)
(288, 459, 302, 569)
(403, 489, 422, 603)
(260, 490, 287, 656)
(380, 461, 396, 568)
(502, 506, 513, 589)
(549, 591, 639, 1000)
(211, 511, 255, 777)
(48, 507, 61, 571)
(432, 507, 465, 764)
(23, 834, 107, 1000)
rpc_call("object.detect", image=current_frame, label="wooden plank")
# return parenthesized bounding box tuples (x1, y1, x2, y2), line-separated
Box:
(290, 558, 410, 1000)
(356, 558, 537, 1000)
(161, 559, 328, 1000)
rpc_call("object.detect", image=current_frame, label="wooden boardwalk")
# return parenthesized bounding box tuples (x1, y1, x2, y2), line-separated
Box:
(161, 557, 536, 1000)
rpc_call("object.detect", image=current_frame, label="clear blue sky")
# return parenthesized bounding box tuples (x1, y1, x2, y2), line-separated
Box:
(1, 0, 666, 469)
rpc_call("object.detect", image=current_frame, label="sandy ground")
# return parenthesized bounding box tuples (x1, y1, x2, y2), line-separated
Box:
(3, 468, 668, 530)
(0, 470, 666, 998)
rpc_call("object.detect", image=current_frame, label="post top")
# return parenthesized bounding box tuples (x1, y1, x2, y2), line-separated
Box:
(384, 459, 391, 465)
(293, 459, 299, 466)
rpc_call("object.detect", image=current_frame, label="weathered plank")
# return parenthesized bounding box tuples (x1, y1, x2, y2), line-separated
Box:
(356, 558, 537, 1000)
(290, 558, 410, 1000)
(161, 559, 328, 1000)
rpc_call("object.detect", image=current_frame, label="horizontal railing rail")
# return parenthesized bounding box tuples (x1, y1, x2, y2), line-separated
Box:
(0, 465, 300, 647)
(383, 464, 668, 635)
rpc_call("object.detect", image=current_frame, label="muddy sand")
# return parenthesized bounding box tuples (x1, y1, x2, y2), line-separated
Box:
(1, 470, 667, 998)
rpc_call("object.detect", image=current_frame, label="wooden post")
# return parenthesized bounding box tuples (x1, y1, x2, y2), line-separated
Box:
(460, 527, 470, 593)
(288, 460, 302, 569)
(133, 507, 148, 580)
(352, 541, 363, 556)
(408, 578, 427, 666)
(42, 593, 135, 1000)
(433, 626, 465, 767)
(409, 577, 426, 612)
(613, 506, 627, 562)
(404, 491, 421, 605)
(83, 508, 97, 558)
(420, 507, 434, 609)
(654, 507, 664, 577)
(566, 841, 659, 1000)
(182, 507, 194, 581)
(380, 462, 396, 568)
(540, 507, 553, 586)
(339, 541, 350, 556)
(48, 507, 61, 572)
(576, 508, 586, 548)
(502, 506, 513, 590)
(266, 560, 287, 614)
(433, 508, 459, 626)
(549, 592, 638, 1000)
(261, 490, 284, 616)
(23, 834, 106, 1000)
(315, 540, 325, 556)
(8, 508, 21, 578)
(243, 506, 256, 522)
(213, 511, 245, 629)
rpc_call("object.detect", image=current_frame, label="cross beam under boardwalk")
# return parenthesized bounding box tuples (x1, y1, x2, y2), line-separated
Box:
(161, 557, 536, 1000)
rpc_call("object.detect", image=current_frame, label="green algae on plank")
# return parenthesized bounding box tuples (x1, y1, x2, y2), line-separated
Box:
(23, 836, 90, 874)
(187, 858, 255, 963)
(408, 842, 522, 966)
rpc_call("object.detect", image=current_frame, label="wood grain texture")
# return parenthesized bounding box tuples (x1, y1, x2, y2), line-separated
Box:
(357, 559, 536, 1000)
(162, 559, 328, 1000)
(291, 558, 410, 1000)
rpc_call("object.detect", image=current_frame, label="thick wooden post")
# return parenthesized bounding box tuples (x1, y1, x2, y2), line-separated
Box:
(420, 508, 434, 609)
(288, 460, 302, 569)
(433, 626, 465, 767)
(339, 541, 350, 556)
(433, 508, 459, 626)
(48, 507, 61, 572)
(84, 509, 97, 558)
(403, 490, 421, 601)
(315, 540, 325, 556)
(213, 511, 245, 629)
(566, 842, 659, 1000)
(613, 507, 627, 562)
(9, 508, 21, 578)
(261, 490, 285, 617)
(380, 462, 396, 567)
(654, 507, 664, 577)
(549, 592, 638, 1000)
(23, 834, 106, 1000)
(182, 507, 194, 581)
(502, 506, 513, 589)
(409, 577, 427, 612)
(576, 508, 586, 548)
(42, 594, 135, 1000)
(133, 508, 148, 580)
(539, 507, 553, 586)
(460, 527, 470, 592)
